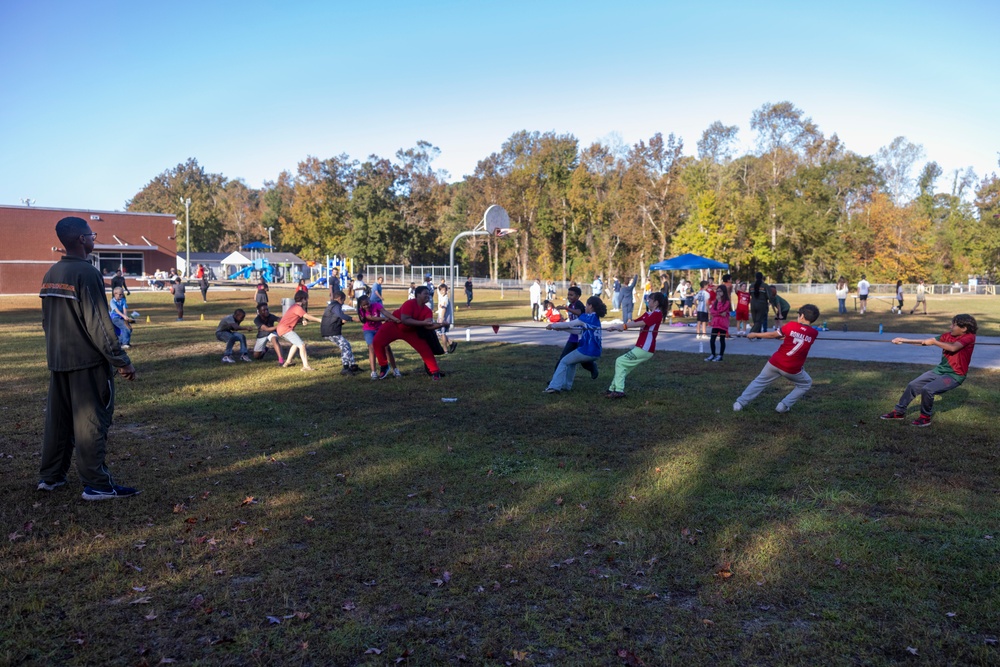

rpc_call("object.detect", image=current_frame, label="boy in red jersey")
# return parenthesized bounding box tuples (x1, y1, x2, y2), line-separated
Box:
(733, 304, 820, 413)
(372, 285, 446, 380)
(879, 314, 977, 427)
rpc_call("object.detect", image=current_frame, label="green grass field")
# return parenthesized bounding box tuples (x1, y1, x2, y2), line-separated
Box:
(1, 287, 998, 666)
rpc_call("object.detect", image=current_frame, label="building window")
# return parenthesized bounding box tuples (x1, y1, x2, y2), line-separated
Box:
(93, 252, 144, 277)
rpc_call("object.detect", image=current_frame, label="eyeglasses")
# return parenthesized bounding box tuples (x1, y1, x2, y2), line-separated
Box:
(81, 232, 98, 240)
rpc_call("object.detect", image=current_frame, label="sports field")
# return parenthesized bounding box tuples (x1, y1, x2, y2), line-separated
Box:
(1, 287, 998, 666)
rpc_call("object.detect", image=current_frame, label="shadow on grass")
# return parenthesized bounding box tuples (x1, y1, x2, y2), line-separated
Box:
(2, 328, 999, 665)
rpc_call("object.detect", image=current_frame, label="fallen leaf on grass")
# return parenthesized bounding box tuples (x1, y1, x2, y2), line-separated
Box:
(342, 601, 356, 611)
(266, 615, 281, 625)
(130, 597, 152, 605)
(365, 648, 382, 655)
(512, 649, 528, 661)
(617, 648, 645, 665)
(144, 612, 157, 621)
(555, 497, 563, 506)
(984, 637, 998, 645)
(395, 649, 413, 663)
(159, 658, 177, 664)
(946, 612, 956, 617)
(132, 586, 147, 592)
(23, 520, 33, 533)
(8, 531, 23, 542)
(715, 563, 733, 579)
(190, 594, 205, 609)
(702, 619, 714, 626)
(241, 496, 257, 506)
(304, 516, 315, 526)
(906, 647, 918, 655)
(184, 517, 198, 524)
(172, 503, 187, 514)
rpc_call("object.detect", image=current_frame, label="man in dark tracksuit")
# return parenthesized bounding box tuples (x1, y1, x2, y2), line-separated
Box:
(38, 217, 140, 501)
(110, 269, 130, 296)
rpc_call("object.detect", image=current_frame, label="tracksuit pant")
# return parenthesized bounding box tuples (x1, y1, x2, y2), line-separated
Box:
(373, 323, 439, 373)
(894, 370, 961, 417)
(324, 335, 356, 367)
(735, 362, 812, 409)
(39, 364, 117, 490)
(608, 347, 653, 393)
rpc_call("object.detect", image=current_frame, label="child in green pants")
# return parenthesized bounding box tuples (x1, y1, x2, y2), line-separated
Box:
(605, 292, 667, 398)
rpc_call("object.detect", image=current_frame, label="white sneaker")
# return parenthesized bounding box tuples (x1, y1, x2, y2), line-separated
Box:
(393, 368, 402, 378)
(370, 371, 379, 380)
(704, 355, 716, 362)
(733, 401, 742, 412)
(776, 402, 790, 413)
(221, 356, 235, 364)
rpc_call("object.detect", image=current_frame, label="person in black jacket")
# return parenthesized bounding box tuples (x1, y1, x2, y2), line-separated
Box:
(38, 217, 139, 500)
(109, 269, 130, 296)
(321, 291, 361, 375)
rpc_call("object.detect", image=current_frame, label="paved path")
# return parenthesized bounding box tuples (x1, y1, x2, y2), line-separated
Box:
(455, 320, 1000, 370)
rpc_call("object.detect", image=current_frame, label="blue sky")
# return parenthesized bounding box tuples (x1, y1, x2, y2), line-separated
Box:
(1, 0, 997, 210)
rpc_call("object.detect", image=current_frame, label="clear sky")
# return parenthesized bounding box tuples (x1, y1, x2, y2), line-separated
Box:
(1, 0, 997, 211)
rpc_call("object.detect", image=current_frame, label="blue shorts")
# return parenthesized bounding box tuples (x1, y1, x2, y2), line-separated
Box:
(363, 330, 376, 345)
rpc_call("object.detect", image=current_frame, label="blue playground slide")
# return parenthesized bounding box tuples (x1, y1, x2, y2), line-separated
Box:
(229, 258, 275, 282)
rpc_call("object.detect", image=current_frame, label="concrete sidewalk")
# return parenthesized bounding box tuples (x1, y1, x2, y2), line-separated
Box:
(455, 320, 1000, 370)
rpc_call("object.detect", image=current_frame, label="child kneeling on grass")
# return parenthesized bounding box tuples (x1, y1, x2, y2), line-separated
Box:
(544, 296, 606, 394)
(278, 291, 323, 371)
(734, 304, 820, 414)
(604, 292, 665, 398)
(879, 314, 977, 428)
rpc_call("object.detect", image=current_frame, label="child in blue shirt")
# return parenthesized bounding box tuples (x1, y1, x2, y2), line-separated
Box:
(544, 296, 607, 393)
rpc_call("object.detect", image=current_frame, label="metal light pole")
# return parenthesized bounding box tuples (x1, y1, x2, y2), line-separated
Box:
(181, 197, 191, 277)
(267, 227, 274, 250)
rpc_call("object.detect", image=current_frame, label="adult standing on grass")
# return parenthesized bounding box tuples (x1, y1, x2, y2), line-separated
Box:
(591, 274, 603, 298)
(197, 264, 209, 302)
(857, 274, 870, 315)
(835, 277, 849, 314)
(611, 276, 622, 312)
(619, 274, 638, 324)
(464, 276, 474, 308)
(437, 284, 458, 354)
(879, 314, 977, 428)
(529, 278, 542, 321)
(894, 280, 904, 314)
(749, 273, 770, 335)
(38, 216, 139, 500)
(170, 277, 186, 320)
(910, 279, 927, 315)
(110, 269, 130, 296)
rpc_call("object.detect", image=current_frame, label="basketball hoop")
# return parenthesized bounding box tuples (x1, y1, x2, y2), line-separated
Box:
(482, 205, 510, 234)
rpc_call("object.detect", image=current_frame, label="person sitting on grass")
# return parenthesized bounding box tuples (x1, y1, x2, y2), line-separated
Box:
(879, 314, 977, 428)
(604, 292, 665, 399)
(321, 291, 362, 375)
(277, 291, 323, 371)
(541, 300, 561, 323)
(733, 304, 821, 414)
(216, 309, 254, 363)
(251, 303, 284, 364)
(358, 294, 402, 379)
(543, 296, 607, 394)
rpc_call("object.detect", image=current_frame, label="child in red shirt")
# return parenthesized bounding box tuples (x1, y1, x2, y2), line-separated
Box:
(605, 292, 666, 398)
(734, 304, 820, 413)
(734, 281, 751, 337)
(541, 300, 562, 323)
(879, 314, 977, 427)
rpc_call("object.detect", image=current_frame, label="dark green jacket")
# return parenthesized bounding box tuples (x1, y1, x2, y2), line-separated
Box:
(40, 256, 131, 372)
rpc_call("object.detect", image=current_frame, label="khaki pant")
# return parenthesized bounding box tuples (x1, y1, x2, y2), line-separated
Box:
(40, 364, 117, 489)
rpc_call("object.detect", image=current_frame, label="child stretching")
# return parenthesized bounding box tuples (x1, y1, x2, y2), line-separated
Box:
(734, 281, 751, 337)
(605, 292, 665, 398)
(734, 304, 820, 413)
(706, 286, 731, 362)
(357, 295, 401, 379)
(277, 291, 323, 371)
(879, 314, 977, 427)
(544, 296, 606, 394)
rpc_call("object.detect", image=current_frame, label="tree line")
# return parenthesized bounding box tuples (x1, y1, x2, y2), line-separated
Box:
(126, 101, 1000, 284)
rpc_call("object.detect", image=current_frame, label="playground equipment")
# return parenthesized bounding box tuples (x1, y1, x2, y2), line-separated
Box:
(307, 256, 353, 289)
(229, 258, 276, 282)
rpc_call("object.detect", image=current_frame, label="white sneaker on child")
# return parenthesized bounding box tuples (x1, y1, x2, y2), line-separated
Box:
(733, 401, 743, 412)
(776, 402, 790, 413)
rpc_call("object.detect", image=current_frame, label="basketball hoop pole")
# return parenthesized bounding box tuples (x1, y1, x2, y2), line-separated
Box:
(450, 206, 513, 299)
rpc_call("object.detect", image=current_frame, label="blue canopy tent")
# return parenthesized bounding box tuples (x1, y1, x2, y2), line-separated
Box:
(649, 253, 728, 271)
(650, 253, 729, 298)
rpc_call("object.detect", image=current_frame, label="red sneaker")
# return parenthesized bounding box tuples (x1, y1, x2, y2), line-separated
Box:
(879, 410, 906, 420)
(910, 414, 932, 428)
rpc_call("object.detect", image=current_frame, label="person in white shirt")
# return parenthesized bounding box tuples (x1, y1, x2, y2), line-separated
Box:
(529, 279, 542, 320)
(351, 272, 368, 308)
(437, 284, 457, 354)
(591, 275, 604, 298)
(910, 279, 927, 315)
(857, 275, 870, 315)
